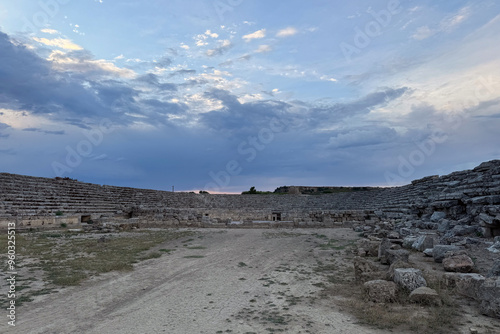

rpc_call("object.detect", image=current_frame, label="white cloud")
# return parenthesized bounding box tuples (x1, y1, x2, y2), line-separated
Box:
(440, 6, 470, 32)
(180, 43, 190, 50)
(412, 7, 470, 40)
(206, 39, 232, 57)
(237, 93, 263, 104)
(41, 28, 59, 35)
(242, 29, 266, 41)
(255, 44, 272, 53)
(320, 75, 337, 82)
(205, 30, 219, 38)
(32, 37, 83, 50)
(412, 26, 436, 40)
(47, 50, 136, 78)
(276, 27, 298, 37)
(114, 54, 125, 60)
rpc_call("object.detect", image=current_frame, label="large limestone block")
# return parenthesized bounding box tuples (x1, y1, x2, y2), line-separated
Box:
(431, 211, 446, 222)
(433, 245, 461, 263)
(486, 260, 500, 278)
(393, 268, 427, 292)
(354, 257, 385, 284)
(409, 286, 442, 306)
(357, 239, 379, 257)
(443, 273, 485, 300)
(385, 249, 409, 265)
(363, 280, 397, 303)
(412, 235, 434, 251)
(442, 254, 475, 273)
(479, 277, 500, 319)
(402, 236, 418, 249)
(378, 238, 393, 265)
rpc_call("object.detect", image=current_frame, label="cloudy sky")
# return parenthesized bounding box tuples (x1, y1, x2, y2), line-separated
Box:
(0, 0, 499, 193)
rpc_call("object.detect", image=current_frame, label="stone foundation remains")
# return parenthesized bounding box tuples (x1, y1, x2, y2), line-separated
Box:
(0, 160, 499, 235)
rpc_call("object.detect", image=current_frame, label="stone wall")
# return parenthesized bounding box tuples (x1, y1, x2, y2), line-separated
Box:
(0, 160, 499, 233)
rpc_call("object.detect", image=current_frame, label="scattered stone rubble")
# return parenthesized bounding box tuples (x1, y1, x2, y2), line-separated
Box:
(1, 160, 500, 318)
(351, 160, 500, 319)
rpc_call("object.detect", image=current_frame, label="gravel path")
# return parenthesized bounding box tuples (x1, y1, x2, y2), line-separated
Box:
(9, 228, 387, 334)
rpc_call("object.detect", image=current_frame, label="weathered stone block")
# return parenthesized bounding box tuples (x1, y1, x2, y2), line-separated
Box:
(409, 286, 441, 306)
(393, 268, 427, 292)
(442, 254, 475, 273)
(431, 211, 446, 222)
(402, 236, 418, 249)
(354, 257, 385, 284)
(433, 245, 461, 263)
(437, 219, 452, 233)
(487, 241, 500, 253)
(443, 273, 485, 300)
(479, 277, 500, 318)
(364, 280, 397, 303)
(385, 249, 409, 264)
(486, 260, 500, 278)
(378, 238, 393, 265)
(423, 248, 433, 257)
(412, 235, 434, 251)
(450, 225, 478, 236)
(357, 239, 379, 257)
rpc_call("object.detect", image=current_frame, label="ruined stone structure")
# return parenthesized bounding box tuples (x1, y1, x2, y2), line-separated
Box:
(2, 160, 500, 318)
(0, 160, 499, 237)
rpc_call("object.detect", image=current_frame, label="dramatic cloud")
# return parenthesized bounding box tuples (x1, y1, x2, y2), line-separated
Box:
(0, 1, 498, 192)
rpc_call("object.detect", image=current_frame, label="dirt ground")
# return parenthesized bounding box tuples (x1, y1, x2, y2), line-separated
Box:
(4, 228, 500, 334)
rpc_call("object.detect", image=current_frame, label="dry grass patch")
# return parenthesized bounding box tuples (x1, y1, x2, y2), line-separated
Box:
(13, 229, 195, 287)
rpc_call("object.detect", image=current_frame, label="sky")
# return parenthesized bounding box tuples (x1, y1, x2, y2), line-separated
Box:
(0, 0, 499, 193)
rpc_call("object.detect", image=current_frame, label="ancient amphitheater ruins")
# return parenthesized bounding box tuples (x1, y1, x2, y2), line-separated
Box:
(1, 160, 500, 238)
(1, 159, 500, 328)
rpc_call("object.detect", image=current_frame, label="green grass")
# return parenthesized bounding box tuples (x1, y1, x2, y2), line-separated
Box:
(183, 255, 205, 259)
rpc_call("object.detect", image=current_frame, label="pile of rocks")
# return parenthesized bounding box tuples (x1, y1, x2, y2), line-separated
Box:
(354, 233, 500, 319)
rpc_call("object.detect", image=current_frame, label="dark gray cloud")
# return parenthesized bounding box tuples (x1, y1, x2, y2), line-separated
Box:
(200, 89, 294, 136)
(168, 69, 196, 77)
(0, 122, 10, 138)
(22, 128, 65, 135)
(328, 126, 399, 149)
(199, 87, 410, 139)
(309, 87, 410, 126)
(0, 30, 189, 128)
(135, 73, 178, 91)
(0, 31, 116, 122)
(155, 56, 172, 68)
(206, 41, 233, 57)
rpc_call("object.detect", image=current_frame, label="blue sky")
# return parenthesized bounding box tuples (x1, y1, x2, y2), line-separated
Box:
(0, 0, 499, 193)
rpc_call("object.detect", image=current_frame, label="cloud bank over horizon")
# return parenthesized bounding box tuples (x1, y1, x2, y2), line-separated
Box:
(0, 0, 499, 193)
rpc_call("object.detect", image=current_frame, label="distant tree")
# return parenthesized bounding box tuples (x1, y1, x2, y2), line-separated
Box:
(199, 190, 209, 194)
(242, 186, 259, 194)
